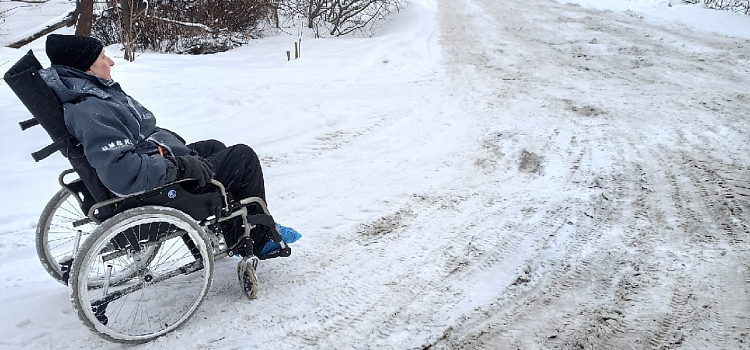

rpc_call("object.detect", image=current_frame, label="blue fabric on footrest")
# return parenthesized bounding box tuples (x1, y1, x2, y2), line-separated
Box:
(260, 223, 301, 256)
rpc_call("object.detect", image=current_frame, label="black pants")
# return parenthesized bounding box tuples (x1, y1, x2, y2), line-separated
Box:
(187, 140, 269, 254)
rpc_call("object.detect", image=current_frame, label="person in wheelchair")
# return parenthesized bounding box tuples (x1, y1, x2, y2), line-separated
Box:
(40, 34, 300, 257)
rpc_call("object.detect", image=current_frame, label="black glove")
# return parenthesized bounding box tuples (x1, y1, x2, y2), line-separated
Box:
(175, 155, 214, 187)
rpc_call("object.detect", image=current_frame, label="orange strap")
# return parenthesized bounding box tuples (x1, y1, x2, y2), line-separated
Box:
(157, 146, 164, 157)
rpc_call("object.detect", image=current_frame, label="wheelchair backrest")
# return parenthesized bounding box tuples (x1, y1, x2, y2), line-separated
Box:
(4, 50, 114, 210)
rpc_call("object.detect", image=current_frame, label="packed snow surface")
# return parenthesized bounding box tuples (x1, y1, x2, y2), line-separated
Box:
(1, 0, 750, 349)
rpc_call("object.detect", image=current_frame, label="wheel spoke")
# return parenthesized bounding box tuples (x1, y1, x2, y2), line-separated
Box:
(58, 204, 83, 219)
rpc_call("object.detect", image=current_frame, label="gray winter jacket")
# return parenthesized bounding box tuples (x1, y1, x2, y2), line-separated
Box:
(41, 65, 191, 196)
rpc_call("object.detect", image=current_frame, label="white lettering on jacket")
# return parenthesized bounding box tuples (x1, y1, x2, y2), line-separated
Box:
(101, 138, 133, 152)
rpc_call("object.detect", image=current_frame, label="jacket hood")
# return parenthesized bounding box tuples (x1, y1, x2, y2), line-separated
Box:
(40, 65, 116, 104)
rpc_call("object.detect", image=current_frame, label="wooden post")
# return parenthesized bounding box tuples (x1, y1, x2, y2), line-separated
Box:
(298, 38, 302, 58)
(294, 42, 299, 59)
(286, 51, 291, 61)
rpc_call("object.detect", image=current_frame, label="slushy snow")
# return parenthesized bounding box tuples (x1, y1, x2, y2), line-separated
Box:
(1, 0, 750, 349)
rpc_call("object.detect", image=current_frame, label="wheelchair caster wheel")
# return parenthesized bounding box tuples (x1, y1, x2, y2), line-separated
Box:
(237, 256, 259, 300)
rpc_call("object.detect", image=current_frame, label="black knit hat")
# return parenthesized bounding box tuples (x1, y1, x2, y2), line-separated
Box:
(45, 34, 104, 72)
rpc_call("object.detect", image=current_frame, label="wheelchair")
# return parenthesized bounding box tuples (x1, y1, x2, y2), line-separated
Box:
(5, 50, 292, 344)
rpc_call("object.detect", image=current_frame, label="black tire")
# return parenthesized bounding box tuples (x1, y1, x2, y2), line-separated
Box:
(69, 206, 214, 344)
(36, 189, 96, 283)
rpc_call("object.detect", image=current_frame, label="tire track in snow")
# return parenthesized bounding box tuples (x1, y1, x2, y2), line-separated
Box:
(432, 0, 750, 346)
(443, 201, 619, 349)
(642, 142, 750, 350)
(368, 125, 599, 348)
(359, 194, 560, 348)
(365, 219, 527, 347)
(622, 135, 745, 350)
(255, 0, 750, 348)
(265, 194, 479, 348)
(542, 139, 643, 350)
(672, 152, 750, 348)
(436, 3, 748, 347)
(423, 138, 623, 349)
(645, 277, 693, 350)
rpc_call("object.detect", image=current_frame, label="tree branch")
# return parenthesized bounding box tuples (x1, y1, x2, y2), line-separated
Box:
(6, 9, 76, 49)
(146, 15, 214, 33)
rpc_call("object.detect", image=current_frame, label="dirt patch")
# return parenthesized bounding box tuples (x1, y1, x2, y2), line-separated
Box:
(356, 208, 413, 239)
(561, 99, 607, 117)
(519, 149, 544, 174)
(474, 132, 520, 173)
(571, 104, 605, 117)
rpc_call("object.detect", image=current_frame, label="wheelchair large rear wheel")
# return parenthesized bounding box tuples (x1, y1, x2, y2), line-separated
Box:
(69, 206, 214, 344)
(36, 188, 97, 283)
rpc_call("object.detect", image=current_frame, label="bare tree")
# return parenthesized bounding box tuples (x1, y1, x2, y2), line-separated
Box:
(83, 0, 402, 57)
(276, 0, 403, 37)
(119, 0, 148, 61)
(307, 0, 325, 30)
(326, 0, 402, 36)
(93, 0, 273, 56)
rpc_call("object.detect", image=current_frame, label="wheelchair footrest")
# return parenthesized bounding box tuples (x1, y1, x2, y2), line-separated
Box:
(258, 246, 292, 261)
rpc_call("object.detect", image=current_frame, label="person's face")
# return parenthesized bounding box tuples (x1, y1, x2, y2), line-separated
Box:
(87, 49, 114, 81)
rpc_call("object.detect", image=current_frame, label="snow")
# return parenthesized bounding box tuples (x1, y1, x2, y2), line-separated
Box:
(0, 0, 76, 46)
(1, 0, 750, 349)
(556, 0, 750, 39)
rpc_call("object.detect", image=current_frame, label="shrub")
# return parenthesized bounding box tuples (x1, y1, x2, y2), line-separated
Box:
(93, 0, 274, 55)
(683, 0, 749, 15)
(91, 0, 403, 57)
(276, 0, 405, 37)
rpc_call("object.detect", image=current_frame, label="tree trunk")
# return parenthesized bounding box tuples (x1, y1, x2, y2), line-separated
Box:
(273, 1, 280, 29)
(75, 0, 95, 36)
(120, 0, 135, 61)
(307, 0, 315, 28)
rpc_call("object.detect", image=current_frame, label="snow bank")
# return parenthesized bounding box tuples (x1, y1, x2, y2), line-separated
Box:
(555, 0, 750, 39)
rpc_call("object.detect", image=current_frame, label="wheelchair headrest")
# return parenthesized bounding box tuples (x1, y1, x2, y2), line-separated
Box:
(4, 49, 43, 78)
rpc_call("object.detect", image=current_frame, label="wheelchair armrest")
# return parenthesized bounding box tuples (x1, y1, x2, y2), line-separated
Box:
(208, 179, 229, 210)
(168, 178, 229, 211)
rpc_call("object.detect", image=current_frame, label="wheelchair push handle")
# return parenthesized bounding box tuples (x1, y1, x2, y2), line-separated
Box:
(19, 118, 39, 130)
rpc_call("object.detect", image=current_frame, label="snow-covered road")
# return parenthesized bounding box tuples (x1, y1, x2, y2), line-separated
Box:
(1, 0, 749, 349)
(432, 0, 750, 348)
